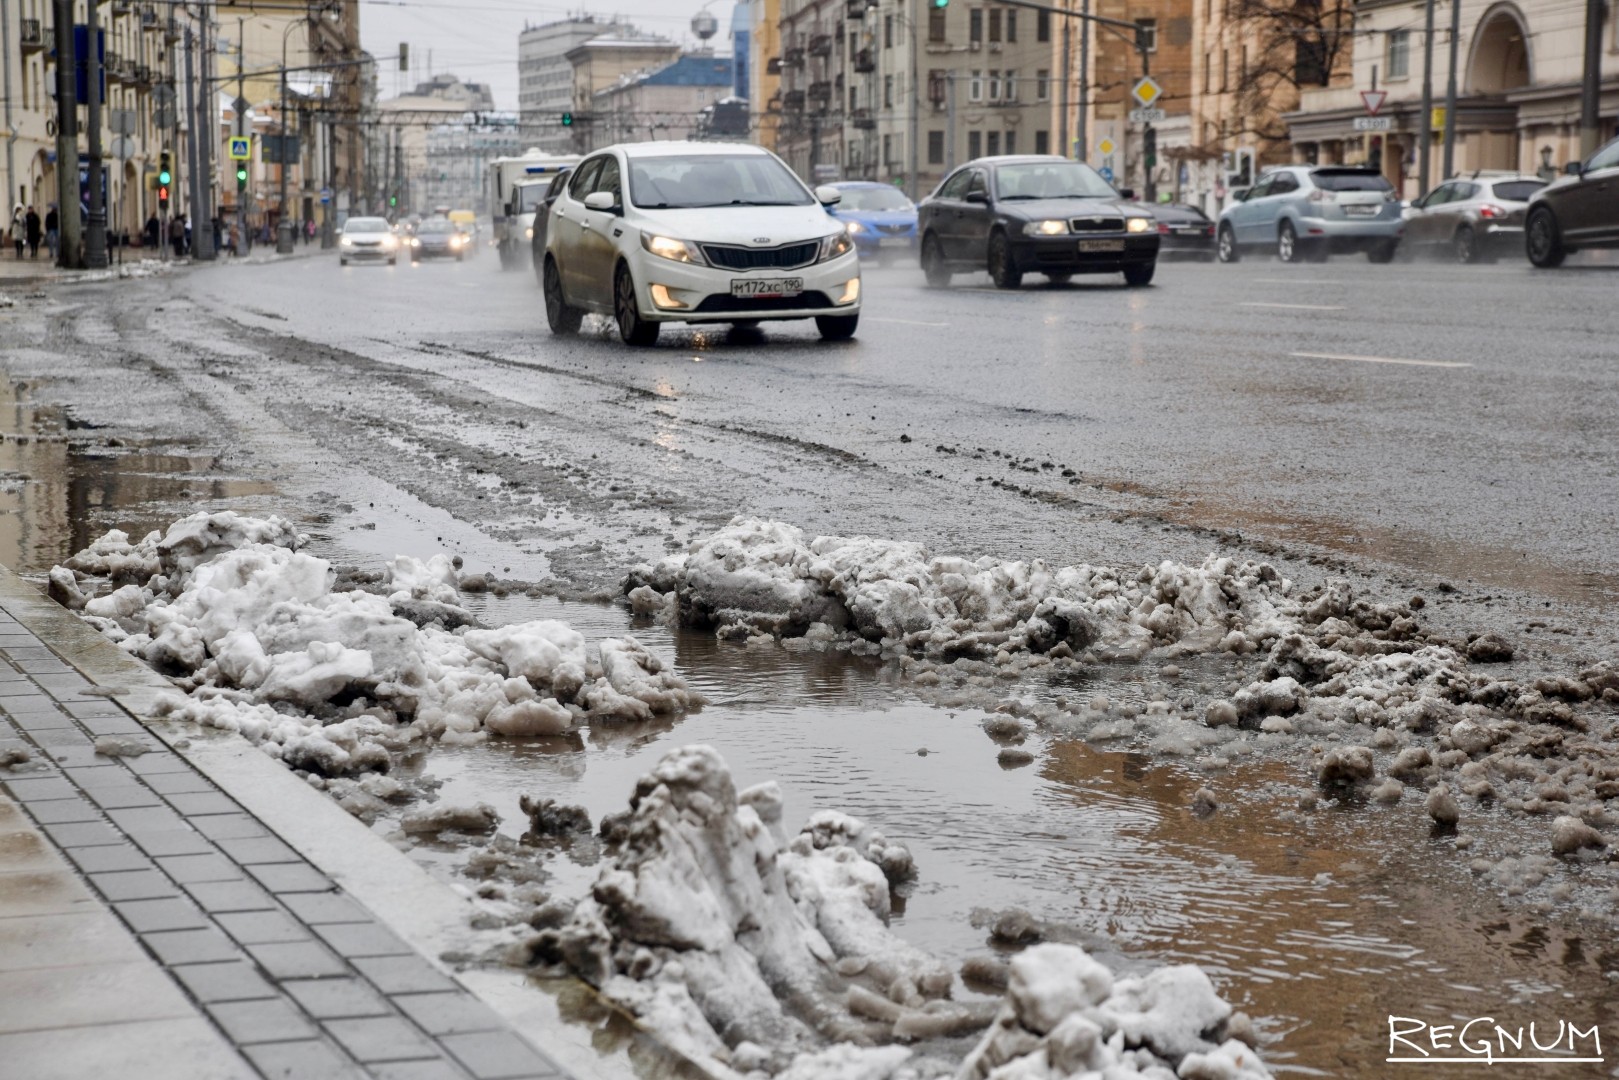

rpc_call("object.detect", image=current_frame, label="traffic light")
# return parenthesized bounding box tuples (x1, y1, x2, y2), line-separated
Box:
(399, 43, 408, 72)
(158, 151, 172, 188)
(1143, 127, 1158, 171)
(389, 194, 397, 208)
(560, 112, 573, 127)
(932, 0, 948, 7)
(236, 165, 248, 192)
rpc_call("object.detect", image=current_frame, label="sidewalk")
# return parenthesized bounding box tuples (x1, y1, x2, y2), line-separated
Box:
(0, 565, 571, 1080)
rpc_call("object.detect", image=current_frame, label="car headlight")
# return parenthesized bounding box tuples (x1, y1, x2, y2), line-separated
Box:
(641, 233, 707, 265)
(844, 220, 866, 234)
(410, 238, 420, 247)
(1023, 219, 1070, 236)
(526, 227, 534, 239)
(340, 236, 354, 247)
(1126, 217, 1152, 233)
(819, 230, 855, 261)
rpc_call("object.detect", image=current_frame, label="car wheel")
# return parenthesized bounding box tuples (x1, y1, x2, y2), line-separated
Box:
(1304, 239, 1330, 262)
(922, 234, 952, 288)
(1366, 242, 1397, 264)
(543, 257, 583, 336)
(816, 313, 859, 341)
(1526, 207, 1564, 268)
(1277, 221, 1301, 263)
(988, 231, 1022, 289)
(533, 247, 547, 286)
(614, 264, 659, 347)
(389, 256, 397, 266)
(1046, 272, 1072, 285)
(499, 244, 517, 271)
(1451, 226, 1478, 264)
(340, 257, 348, 266)
(1217, 223, 1240, 263)
(1123, 261, 1156, 287)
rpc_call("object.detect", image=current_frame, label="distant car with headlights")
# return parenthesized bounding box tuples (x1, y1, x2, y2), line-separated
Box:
(409, 218, 469, 262)
(826, 181, 918, 263)
(541, 141, 861, 346)
(1401, 174, 1544, 262)
(1217, 165, 1402, 263)
(1525, 134, 1619, 268)
(917, 155, 1159, 288)
(338, 217, 398, 266)
(1151, 203, 1217, 259)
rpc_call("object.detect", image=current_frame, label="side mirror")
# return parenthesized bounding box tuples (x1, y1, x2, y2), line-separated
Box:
(814, 184, 842, 205)
(964, 190, 989, 204)
(1564, 161, 1584, 176)
(583, 191, 618, 212)
(1117, 188, 1136, 201)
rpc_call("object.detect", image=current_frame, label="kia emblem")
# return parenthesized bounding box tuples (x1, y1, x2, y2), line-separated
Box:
(754, 237, 771, 244)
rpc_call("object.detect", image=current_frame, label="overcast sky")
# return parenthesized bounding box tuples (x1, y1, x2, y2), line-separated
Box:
(360, 1, 736, 110)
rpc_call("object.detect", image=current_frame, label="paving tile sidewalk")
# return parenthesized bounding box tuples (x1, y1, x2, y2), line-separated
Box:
(0, 591, 569, 1080)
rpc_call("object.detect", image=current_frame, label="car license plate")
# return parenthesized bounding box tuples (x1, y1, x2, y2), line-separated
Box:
(1344, 205, 1377, 216)
(732, 277, 803, 298)
(878, 237, 910, 248)
(1078, 239, 1125, 253)
(1174, 227, 1202, 234)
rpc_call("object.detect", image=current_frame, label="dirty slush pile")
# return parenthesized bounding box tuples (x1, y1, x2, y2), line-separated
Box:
(630, 519, 1619, 862)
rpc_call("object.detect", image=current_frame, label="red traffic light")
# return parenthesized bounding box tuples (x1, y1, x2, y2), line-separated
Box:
(158, 185, 170, 204)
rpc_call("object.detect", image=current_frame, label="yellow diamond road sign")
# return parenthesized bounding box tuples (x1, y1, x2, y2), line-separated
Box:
(1131, 76, 1163, 109)
(1097, 137, 1116, 156)
(228, 136, 251, 161)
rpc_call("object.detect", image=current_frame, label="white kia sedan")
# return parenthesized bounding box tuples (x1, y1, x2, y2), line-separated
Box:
(540, 141, 861, 345)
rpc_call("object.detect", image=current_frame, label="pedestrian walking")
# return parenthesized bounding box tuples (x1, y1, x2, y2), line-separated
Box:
(9, 206, 22, 258)
(169, 214, 185, 258)
(183, 216, 192, 255)
(44, 205, 59, 261)
(145, 212, 160, 250)
(24, 206, 42, 258)
(305, 218, 315, 245)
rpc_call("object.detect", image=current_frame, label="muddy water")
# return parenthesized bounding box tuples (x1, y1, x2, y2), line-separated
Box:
(391, 596, 1619, 1079)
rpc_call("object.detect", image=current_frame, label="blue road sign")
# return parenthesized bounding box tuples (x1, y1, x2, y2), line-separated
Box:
(1098, 165, 1115, 184)
(320, 188, 332, 205)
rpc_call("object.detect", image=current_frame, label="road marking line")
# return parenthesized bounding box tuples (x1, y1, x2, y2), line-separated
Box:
(1241, 301, 1345, 311)
(1253, 278, 1335, 285)
(868, 317, 950, 327)
(1289, 351, 1472, 369)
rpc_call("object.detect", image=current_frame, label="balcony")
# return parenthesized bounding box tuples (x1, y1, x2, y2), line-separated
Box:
(783, 89, 806, 111)
(140, 4, 161, 30)
(767, 56, 782, 75)
(846, 0, 870, 16)
(850, 107, 875, 130)
(784, 46, 805, 68)
(853, 47, 875, 73)
(133, 64, 153, 87)
(808, 34, 832, 58)
(20, 18, 45, 52)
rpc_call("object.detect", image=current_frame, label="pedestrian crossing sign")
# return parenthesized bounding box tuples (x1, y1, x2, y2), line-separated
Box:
(228, 136, 251, 161)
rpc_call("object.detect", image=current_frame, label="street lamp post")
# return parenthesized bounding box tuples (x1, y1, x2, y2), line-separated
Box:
(277, 18, 303, 254)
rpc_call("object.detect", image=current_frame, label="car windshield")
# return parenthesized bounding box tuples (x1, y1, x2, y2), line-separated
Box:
(994, 161, 1117, 200)
(345, 218, 388, 233)
(515, 184, 553, 213)
(1491, 180, 1545, 202)
(627, 153, 813, 209)
(1311, 170, 1394, 193)
(838, 186, 914, 212)
(418, 220, 454, 234)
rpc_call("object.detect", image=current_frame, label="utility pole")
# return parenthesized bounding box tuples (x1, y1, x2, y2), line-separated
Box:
(1441, 0, 1460, 179)
(945, 73, 956, 169)
(186, 29, 204, 259)
(1417, 0, 1436, 195)
(1579, 0, 1604, 158)
(277, 60, 292, 251)
(906, 5, 919, 200)
(236, 16, 246, 254)
(2, 0, 15, 214)
(1077, 0, 1090, 160)
(195, 2, 215, 260)
(85, 0, 108, 267)
(1058, 11, 1070, 156)
(52, 0, 82, 268)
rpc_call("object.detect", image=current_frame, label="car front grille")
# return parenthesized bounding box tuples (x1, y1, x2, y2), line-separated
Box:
(876, 223, 911, 235)
(693, 290, 834, 313)
(1070, 217, 1124, 232)
(701, 241, 819, 271)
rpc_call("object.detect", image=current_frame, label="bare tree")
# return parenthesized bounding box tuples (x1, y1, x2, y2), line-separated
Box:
(1227, 0, 1355, 144)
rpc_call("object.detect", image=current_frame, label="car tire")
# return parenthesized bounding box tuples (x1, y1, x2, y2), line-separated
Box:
(499, 244, 517, 271)
(389, 256, 397, 266)
(1304, 240, 1330, 263)
(1046, 272, 1073, 285)
(340, 257, 348, 266)
(1452, 226, 1479, 264)
(1217, 223, 1240, 263)
(1277, 221, 1301, 263)
(988, 231, 1022, 289)
(1123, 262, 1156, 287)
(816, 313, 859, 341)
(1366, 242, 1397, 264)
(922, 234, 952, 288)
(614, 264, 659, 347)
(544, 256, 583, 336)
(1526, 207, 1565, 268)
(456, 252, 464, 262)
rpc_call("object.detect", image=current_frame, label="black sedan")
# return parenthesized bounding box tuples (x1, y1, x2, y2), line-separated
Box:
(408, 218, 469, 262)
(1151, 203, 1217, 260)
(918, 155, 1159, 288)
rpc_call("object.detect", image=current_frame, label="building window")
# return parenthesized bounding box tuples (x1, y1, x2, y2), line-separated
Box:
(883, 133, 892, 164)
(929, 129, 945, 164)
(884, 74, 894, 107)
(1134, 18, 1157, 52)
(1037, 10, 1050, 42)
(987, 131, 1000, 155)
(968, 130, 982, 158)
(987, 70, 1001, 101)
(969, 69, 983, 101)
(989, 9, 1001, 42)
(1221, 48, 1229, 91)
(1035, 129, 1049, 154)
(1007, 10, 1018, 42)
(1204, 53, 1211, 95)
(884, 14, 893, 49)
(1036, 69, 1049, 100)
(969, 9, 983, 44)
(929, 8, 946, 42)
(1386, 30, 1410, 79)
(1005, 130, 1016, 154)
(1004, 69, 1018, 101)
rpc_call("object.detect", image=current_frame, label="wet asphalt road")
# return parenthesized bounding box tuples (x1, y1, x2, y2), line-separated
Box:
(166, 244, 1619, 610)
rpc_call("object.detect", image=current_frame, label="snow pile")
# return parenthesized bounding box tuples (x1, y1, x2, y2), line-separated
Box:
(532, 745, 1267, 1079)
(54, 513, 698, 775)
(627, 518, 1296, 662)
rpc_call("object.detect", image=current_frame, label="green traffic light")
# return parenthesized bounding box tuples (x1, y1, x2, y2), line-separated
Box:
(932, 0, 948, 7)
(389, 196, 397, 207)
(560, 112, 573, 127)
(158, 169, 171, 185)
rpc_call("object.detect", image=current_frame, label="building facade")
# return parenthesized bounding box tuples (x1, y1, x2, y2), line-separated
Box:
(518, 16, 628, 153)
(589, 55, 736, 149)
(1076, 0, 1196, 201)
(423, 116, 520, 214)
(377, 74, 496, 215)
(565, 34, 682, 152)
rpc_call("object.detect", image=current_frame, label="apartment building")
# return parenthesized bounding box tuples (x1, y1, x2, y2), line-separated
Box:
(589, 55, 735, 149)
(1076, 0, 1195, 200)
(518, 16, 628, 154)
(565, 33, 682, 153)
(743, 0, 783, 148)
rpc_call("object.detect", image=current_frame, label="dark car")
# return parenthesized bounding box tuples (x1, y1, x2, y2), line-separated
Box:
(409, 218, 468, 262)
(1151, 203, 1216, 260)
(528, 169, 573, 285)
(918, 155, 1159, 288)
(1400, 174, 1545, 263)
(1526, 135, 1619, 268)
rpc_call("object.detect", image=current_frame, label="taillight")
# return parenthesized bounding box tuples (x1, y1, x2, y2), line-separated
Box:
(1207, 225, 1216, 236)
(1308, 188, 1335, 203)
(1477, 203, 1506, 219)
(1157, 223, 1170, 234)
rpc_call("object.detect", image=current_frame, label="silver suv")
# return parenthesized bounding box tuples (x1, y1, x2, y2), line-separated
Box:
(1217, 166, 1403, 264)
(1401, 174, 1545, 263)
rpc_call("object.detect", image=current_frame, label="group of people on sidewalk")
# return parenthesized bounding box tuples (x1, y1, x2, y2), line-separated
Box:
(8, 204, 60, 260)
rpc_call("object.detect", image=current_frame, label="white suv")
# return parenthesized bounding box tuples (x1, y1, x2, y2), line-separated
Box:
(540, 141, 861, 346)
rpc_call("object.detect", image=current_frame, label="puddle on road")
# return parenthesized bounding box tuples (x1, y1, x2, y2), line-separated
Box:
(388, 595, 1619, 1079)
